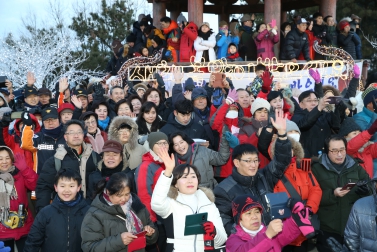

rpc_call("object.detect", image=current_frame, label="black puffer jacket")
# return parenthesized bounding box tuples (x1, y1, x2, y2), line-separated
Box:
(281, 28, 311, 61)
(24, 194, 89, 252)
(338, 32, 360, 59)
(213, 138, 291, 236)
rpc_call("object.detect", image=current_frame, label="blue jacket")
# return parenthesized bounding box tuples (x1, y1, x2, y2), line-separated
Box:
(216, 31, 239, 59)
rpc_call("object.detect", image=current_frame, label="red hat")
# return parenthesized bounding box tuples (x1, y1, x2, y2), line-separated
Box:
(58, 103, 75, 116)
(338, 20, 350, 31)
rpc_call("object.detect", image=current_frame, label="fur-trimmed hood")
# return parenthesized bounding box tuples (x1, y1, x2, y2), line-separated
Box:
(284, 96, 295, 115)
(270, 136, 304, 162)
(167, 186, 215, 203)
(108, 116, 139, 150)
(323, 85, 340, 96)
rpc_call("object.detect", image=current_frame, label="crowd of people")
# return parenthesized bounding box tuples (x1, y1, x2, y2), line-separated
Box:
(0, 10, 375, 252)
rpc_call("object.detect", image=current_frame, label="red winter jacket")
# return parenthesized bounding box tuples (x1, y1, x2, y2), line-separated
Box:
(346, 130, 377, 178)
(0, 167, 38, 240)
(180, 22, 198, 62)
(2, 114, 41, 172)
(255, 29, 279, 60)
(134, 152, 165, 222)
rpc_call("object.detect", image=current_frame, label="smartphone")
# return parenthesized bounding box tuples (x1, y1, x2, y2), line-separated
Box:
(0, 76, 7, 88)
(271, 19, 276, 28)
(328, 96, 342, 105)
(212, 73, 226, 88)
(11, 111, 22, 120)
(341, 183, 356, 191)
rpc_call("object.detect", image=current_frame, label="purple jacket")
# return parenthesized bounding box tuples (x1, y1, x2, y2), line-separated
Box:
(255, 29, 279, 60)
(226, 218, 301, 252)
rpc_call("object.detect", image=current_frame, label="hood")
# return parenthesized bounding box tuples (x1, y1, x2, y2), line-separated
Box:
(162, 20, 179, 34)
(270, 136, 304, 162)
(14, 113, 41, 136)
(142, 151, 164, 165)
(319, 154, 356, 172)
(0, 92, 9, 108)
(185, 22, 198, 32)
(323, 85, 341, 96)
(168, 185, 215, 203)
(108, 116, 139, 150)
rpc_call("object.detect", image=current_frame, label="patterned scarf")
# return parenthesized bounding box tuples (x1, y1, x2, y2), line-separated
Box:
(103, 190, 143, 234)
(0, 166, 17, 222)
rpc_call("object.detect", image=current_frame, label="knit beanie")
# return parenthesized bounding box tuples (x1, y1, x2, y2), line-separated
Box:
(251, 98, 271, 115)
(232, 194, 263, 225)
(286, 120, 301, 134)
(267, 91, 283, 102)
(338, 118, 362, 137)
(338, 20, 350, 31)
(362, 83, 377, 107)
(148, 132, 168, 150)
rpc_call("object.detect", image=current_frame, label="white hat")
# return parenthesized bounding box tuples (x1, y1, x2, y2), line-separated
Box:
(251, 98, 271, 115)
(297, 18, 308, 24)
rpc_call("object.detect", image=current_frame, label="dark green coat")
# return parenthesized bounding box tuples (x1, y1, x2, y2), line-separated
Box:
(81, 193, 158, 252)
(311, 154, 370, 235)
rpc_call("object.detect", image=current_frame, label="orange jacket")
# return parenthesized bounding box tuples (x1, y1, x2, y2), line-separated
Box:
(146, 28, 166, 48)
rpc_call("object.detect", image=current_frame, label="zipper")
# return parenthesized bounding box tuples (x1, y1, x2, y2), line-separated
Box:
(67, 208, 70, 251)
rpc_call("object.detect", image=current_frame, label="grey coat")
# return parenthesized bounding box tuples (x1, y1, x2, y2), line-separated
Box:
(344, 193, 377, 251)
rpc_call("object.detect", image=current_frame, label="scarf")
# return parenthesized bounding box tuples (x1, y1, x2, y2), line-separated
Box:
(240, 223, 264, 237)
(241, 25, 253, 34)
(194, 107, 210, 121)
(227, 52, 240, 59)
(42, 124, 63, 139)
(198, 29, 213, 41)
(322, 154, 355, 174)
(101, 161, 124, 177)
(98, 117, 110, 131)
(0, 166, 17, 222)
(103, 190, 143, 234)
(175, 143, 194, 165)
(57, 193, 82, 207)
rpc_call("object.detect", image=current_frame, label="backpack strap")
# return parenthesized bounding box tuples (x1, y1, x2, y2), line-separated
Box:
(281, 175, 302, 201)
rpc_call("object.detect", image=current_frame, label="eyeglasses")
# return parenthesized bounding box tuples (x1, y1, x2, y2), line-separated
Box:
(303, 99, 319, 103)
(238, 159, 259, 165)
(65, 131, 84, 136)
(329, 149, 346, 155)
(156, 141, 169, 147)
(85, 120, 96, 126)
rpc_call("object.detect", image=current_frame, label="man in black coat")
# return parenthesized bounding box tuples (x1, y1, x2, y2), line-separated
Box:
(281, 17, 311, 62)
(214, 110, 291, 236)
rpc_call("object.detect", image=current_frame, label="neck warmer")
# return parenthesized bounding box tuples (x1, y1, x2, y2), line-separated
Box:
(227, 52, 240, 59)
(175, 116, 191, 126)
(102, 191, 143, 234)
(240, 223, 264, 237)
(194, 107, 209, 121)
(98, 117, 110, 131)
(42, 124, 63, 139)
(175, 143, 194, 165)
(198, 30, 213, 40)
(0, 166, 17, 222)
(242, 26, 253, 33)
(57, 192, 82, 207)
(322, 154, 355, 174)
(101, 161, 124, 177)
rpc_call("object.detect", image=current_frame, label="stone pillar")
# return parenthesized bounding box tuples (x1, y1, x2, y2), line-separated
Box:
(188, 0, 203, 26)
(153, 0, 166, 28)
(320, 0, 337, 20)
(264, 0, 281, 59)
(170, 10, 180, 22)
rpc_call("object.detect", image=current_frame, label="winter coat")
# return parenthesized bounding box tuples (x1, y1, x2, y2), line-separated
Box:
(291, 107, 341, 157)
(238, 25, 257, 60)
(108, 116, 147, 170)
(162, 20, 181, 51)
(256, 91, 295, 119)
(226, 219, 301, 252)
(213, 138, 292, 236)
(151, 173, 227, 252)
(174, 136, 230, 189)
(298, 30, 317, 60)
(0, 167, 38, 240)
(24, 195, 89, 252)
(338, 32, 360, 59)
(346, 130, 377, 178)
(312, 23, 331, 46)
(326, 26, 338, 47)
(84, 128, 108, 154)
(137, 116, 166, 136)
(254, 29, 279, 60)
(36, 143, 100, 212)
(311, 154, 370, 235)
(0, 114, 41, 172)
(344, 194, 377, 251)
(280, 28, 311, 61)
(180, 22, 198, 62)
(194, 32, 217, 62)
(216, 31, 240, 59)
(354, 33, 362, 60)
(146, 28, 166, 48)
(81, 193, 158, 252)
(134, 152, 166, 222)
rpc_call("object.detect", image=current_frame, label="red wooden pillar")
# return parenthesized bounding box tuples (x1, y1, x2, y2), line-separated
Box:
(153, 0, 166, 28)
(188, 0, 203, 26)
(320, 0, 337, 20)
(264, 0, 281, 59)
(170, 10, 180, 21)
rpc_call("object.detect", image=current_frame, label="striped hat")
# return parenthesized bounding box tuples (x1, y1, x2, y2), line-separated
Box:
(362, 83, 377, 107)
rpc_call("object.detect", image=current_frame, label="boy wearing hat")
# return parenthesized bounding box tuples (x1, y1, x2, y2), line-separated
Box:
(216, 21, 240, 59)
(24, 87, 40, 110)
(226, 43, 243, 62)
(238, 14, 257, 61)
(58, 103, 75, 124)
(38, 88, 52, 106)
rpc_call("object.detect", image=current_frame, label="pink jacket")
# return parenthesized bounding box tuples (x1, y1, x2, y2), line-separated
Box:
(226, 218, 301, 252)
(255, 29, 279, 60)
(347, 130, 377, 178)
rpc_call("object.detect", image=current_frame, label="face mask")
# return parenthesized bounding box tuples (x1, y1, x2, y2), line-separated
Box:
(288, 133, 300, 142)
(226, 110, 238, 119)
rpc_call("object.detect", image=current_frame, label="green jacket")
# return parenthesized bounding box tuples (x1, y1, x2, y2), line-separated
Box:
(81, 193, 158, 252)
(311, 154, 370, 235)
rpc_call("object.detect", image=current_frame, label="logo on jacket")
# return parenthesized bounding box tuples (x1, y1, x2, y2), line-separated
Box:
(278, 209, 284, 215)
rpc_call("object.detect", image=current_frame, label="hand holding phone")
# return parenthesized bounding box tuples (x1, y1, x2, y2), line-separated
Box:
(341, 183, 356, 191)
(328, 96, 342, 105)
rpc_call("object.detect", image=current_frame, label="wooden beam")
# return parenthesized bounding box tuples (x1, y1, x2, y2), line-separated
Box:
(281, 1, 319, 11)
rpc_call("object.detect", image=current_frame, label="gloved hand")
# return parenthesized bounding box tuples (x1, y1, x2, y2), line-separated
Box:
(93, 83, 105, 100)
(224, 131, 239, 149)
(355, 183, 370, 196)
(21, 112, 33, 126)
(0, 241, 10, 252)
(14, 153, 29, 171)
(291, 207, 316, 239)
(261, 71, 273, 93)
(203, 221, 216, 250)
(353, 64, 360, 79)
(367, 119, 377, 135)
(154, 73, 165, 88)
(226, 88, 238, 104)
(287, 198, 304, 214)
(1, 112, 12, 127)
(309, 68, 321, 84)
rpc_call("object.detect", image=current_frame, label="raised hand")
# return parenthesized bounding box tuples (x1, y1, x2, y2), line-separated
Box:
(59, 77, 69, 93)
(270, 109, 287, 135)
(14, 153, 29, 171)
(71, 95, 82, 109)
(183, 90, 192, 100)
(172, 65, 184, 83)
(226, 88, 238, 104)
(1, 112, 12, 127)
(261, 71, 273, 92)
(157, 147, 175, 177)
(27, 71, 36, 86)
